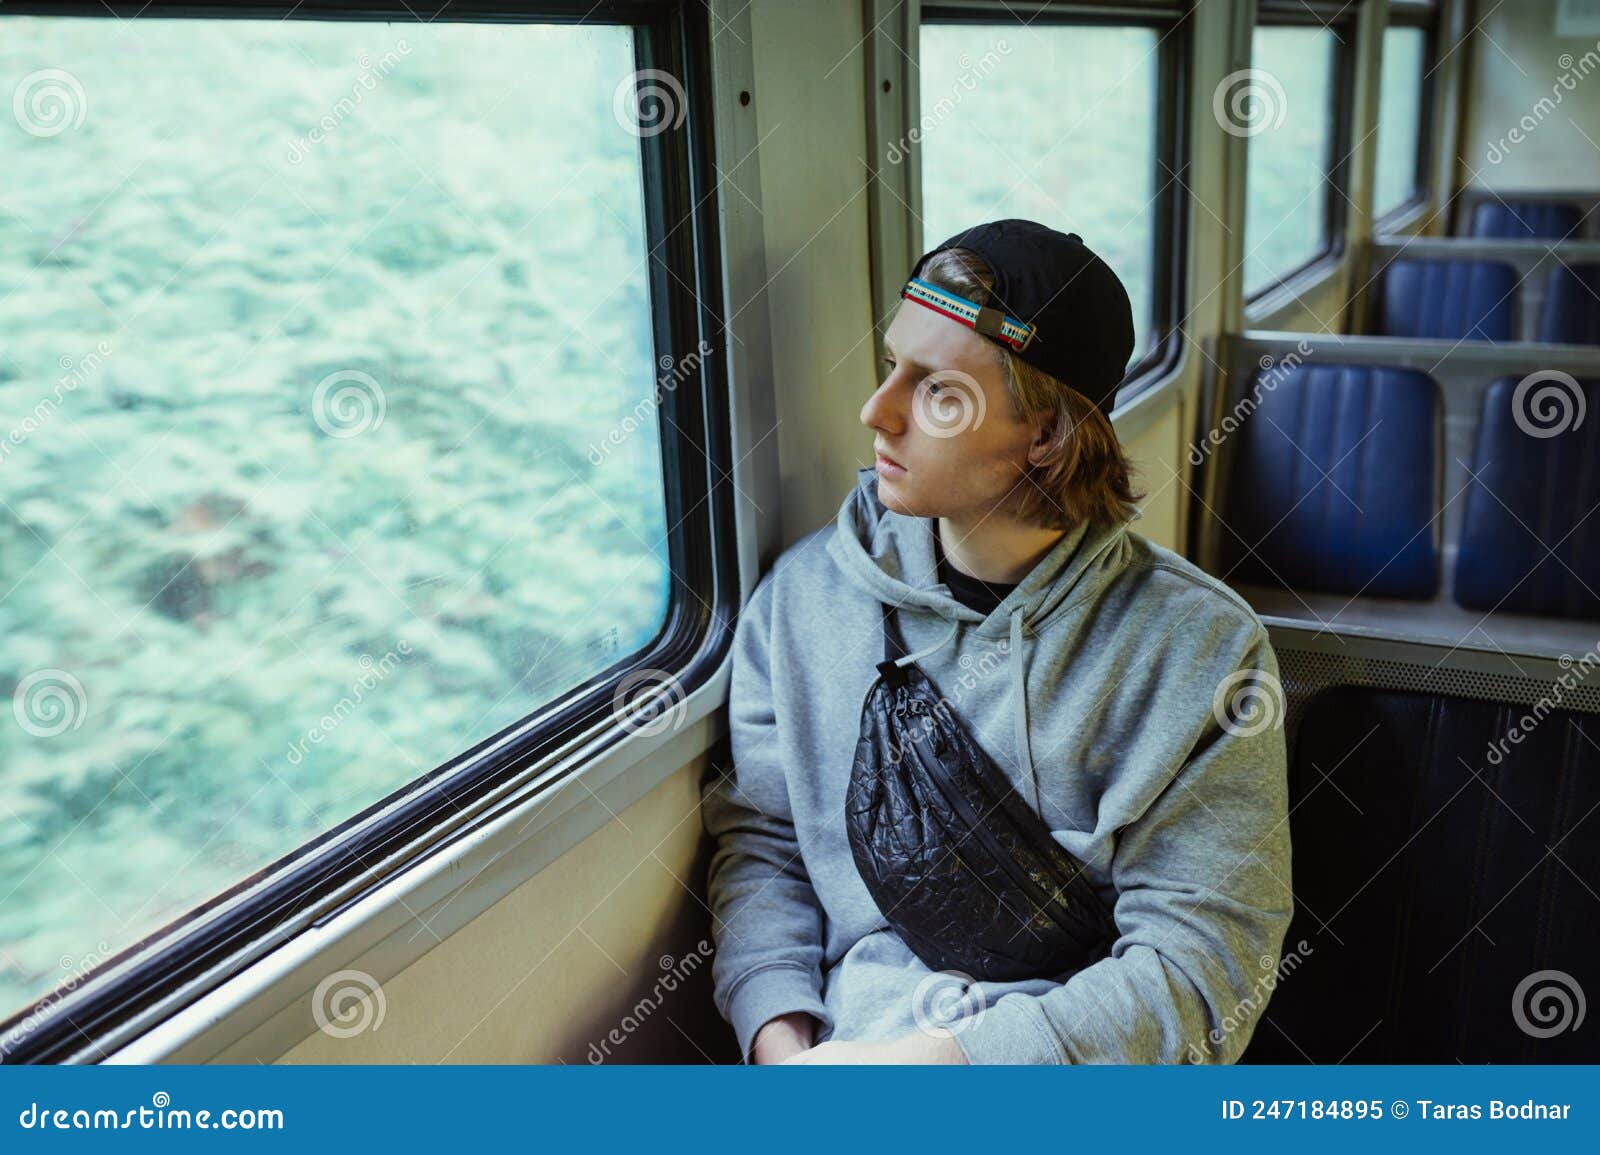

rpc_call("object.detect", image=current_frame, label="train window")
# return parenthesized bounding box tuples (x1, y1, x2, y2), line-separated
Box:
(1, 7, 726, 1050)
(1242, 24, 1342, 296)
(1373, 24, 1430, 220)
(916, 18, 1178, 376)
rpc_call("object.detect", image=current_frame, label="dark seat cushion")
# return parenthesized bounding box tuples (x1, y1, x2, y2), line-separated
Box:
(1538, 263, 1600, 346)
(1222, 363, 1440, 598)
(1470, 200, 1583, 240)
(1376, 258, 1517, 341)
(1454, 373, 1600, 618)
(1243, 686, 1600, 1063)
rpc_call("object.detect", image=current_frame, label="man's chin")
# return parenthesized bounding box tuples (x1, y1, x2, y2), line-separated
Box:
(875, 473, 919, 516)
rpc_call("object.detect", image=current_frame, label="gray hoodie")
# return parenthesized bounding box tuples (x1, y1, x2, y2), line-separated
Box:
(702, 467, 1293, 1063)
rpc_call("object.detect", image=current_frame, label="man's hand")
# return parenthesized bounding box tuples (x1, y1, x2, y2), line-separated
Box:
(750, 1011, 817, 1064)
(780, 1031, 969, 1064)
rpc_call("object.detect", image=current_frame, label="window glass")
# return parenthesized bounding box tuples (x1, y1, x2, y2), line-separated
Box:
(1243, 25, 1337, 295)
(918, 23, 1160, 361)
(1373, 25, 1427, 219)
(0, 16, 671, 1017)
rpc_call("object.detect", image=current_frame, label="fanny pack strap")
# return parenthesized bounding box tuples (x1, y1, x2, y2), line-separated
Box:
(881, 602, 908, 665)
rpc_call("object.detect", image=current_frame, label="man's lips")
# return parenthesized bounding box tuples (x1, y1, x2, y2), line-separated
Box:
(874, 451, 906, 476)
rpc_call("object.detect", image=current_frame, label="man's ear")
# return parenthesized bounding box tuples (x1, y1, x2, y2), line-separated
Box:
(1025, 417, 1057, 468)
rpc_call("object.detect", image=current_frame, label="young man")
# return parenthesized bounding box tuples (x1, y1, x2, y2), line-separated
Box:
(702, 220, 1292, 1064)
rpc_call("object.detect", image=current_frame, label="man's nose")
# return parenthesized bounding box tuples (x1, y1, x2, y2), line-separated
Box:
(860, 371, 907, 434)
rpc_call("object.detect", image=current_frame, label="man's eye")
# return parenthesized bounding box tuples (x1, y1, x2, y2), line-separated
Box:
(881, 355, 943, 393)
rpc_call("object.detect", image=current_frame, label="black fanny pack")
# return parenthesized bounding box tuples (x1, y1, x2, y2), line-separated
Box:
(845, 602, 1117, 984)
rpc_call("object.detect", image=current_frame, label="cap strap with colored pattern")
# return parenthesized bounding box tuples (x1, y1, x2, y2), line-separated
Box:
(900, 277, 1036, 352)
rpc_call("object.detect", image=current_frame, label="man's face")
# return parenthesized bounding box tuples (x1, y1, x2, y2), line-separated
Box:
(861, 302, 1045, 522)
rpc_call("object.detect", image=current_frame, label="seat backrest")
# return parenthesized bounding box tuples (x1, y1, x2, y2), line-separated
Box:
(1455, 373, 1600, 618)
(1243, 685, 1600, 1063)
(1470, 199, 1583, 240)
(1537, 263, 1600, 346)
(1376, 258, 1518, 341)
(1222, 362, 1440, 598)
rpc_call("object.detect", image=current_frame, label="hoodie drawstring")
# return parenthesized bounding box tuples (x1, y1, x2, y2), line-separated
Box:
(892, 614, 963, 669)
(884, 600, 1042, 816)
(1009, 606, 1040, 814)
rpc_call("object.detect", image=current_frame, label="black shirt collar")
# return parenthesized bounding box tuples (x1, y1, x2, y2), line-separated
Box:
(931, 520, 1018, 616)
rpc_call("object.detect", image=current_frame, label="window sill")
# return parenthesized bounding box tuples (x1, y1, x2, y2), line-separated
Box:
(1243, 250, 1346, 330)
(1111, 337, 1190, 445)
(104, 692, 730, 1065)
(1373, 197, 1433, 238)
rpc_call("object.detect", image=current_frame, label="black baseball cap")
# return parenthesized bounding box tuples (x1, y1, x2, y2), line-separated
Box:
(904, 218, 1136, 414)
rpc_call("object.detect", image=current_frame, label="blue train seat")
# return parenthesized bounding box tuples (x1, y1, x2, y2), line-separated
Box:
(1470, 199, 1583, 240)
(1537, 263, 1600, 345)
(1455, 373, 1600, 618)
(1243, 685, 1600, 1063)
(1222, 363, 1440, 598)
(1375, 258, 1518, 341)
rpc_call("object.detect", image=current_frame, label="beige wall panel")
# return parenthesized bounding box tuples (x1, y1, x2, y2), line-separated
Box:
(279, 760, 727, 1064)
(748, 1, 882, 547)
(1460, 0, 1600, 189)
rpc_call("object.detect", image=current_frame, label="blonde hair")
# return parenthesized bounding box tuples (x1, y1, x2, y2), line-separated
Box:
(915, 246, 1145, 530)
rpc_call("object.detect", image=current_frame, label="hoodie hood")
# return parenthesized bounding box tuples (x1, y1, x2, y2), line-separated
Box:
(825, 466, 1141, 636)
(825, 465, 1143, 812)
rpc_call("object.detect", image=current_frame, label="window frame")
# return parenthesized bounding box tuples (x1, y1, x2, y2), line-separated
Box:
(0, 0, 737, 1064)
(1372, 8, 1438, 229)
(910, 2, 1192, 410)
(1242, 4, 1359, 305)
